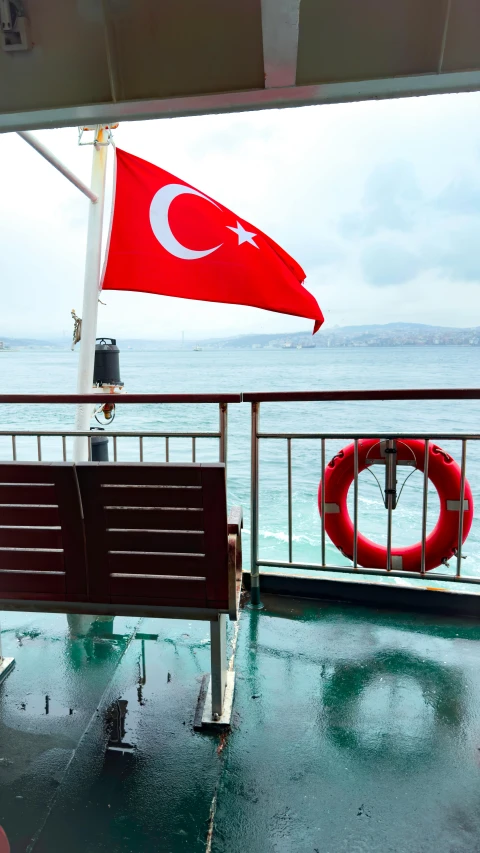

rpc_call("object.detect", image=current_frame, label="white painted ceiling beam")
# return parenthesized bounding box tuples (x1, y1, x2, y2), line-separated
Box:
(2, 69, 480, 134)
(261, 0, 301, 88)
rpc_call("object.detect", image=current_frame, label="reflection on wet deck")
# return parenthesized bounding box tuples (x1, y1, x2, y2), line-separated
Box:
(1, 597, 480, 852)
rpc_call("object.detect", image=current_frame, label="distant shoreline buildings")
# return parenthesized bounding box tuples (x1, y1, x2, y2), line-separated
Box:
(2, 324, 480, 351)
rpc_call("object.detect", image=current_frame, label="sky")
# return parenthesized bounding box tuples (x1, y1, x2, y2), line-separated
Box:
(1, 91, 480, 340)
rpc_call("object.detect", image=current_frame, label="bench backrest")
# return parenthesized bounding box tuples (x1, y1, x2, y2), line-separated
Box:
(76, 462, 229, 610)
(0, 461, 229, 612)
(0, 462, 87, 601)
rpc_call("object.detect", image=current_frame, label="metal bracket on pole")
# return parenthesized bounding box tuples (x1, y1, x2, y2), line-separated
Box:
(384, 439, 397, 510)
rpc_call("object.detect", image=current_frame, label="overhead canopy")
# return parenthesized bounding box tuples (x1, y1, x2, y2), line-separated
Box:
(1, 0, 480, 132)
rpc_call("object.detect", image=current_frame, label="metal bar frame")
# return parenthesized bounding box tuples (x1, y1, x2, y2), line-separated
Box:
(250, 402, 261, 607)
(287, 438, 293, 563)
(252, 422, 477, 588)
(256, 560, 480, 585)
(456, 440, 467, 577)
(210, 613, 227, 719)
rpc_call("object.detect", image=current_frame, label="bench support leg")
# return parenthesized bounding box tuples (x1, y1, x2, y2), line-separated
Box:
(210, 614, 227, 719)
(194, 614, 236, 731)
(0, 622, 14, 685)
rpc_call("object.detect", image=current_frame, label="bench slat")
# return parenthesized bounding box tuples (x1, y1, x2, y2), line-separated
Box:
(0, 527, 62, 549)
(109, 552, 206, 576)
(109, 575, 207, 603)
(0, 485, 57, 504)
(0, 571, 65, 596)
(0, 505, 60, 526)
(81, 463, 202, 486)
(0, 549, 65, 572)
(107, 529, 205, 554)
(100, 486, 203, 508)
(105, 507, 204, 531)
(0, 463, 62, 483)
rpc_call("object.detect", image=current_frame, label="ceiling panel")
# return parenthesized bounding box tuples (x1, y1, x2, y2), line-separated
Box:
(296, 0, 447, 84)
(108, 0, 265, 101)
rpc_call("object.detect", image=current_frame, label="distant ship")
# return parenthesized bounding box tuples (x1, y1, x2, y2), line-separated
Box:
(193, 345, 202, 351)
(297, 343, 316, 349)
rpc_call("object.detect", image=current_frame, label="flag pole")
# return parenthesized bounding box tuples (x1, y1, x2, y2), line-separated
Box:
(73, 126, 110, 462)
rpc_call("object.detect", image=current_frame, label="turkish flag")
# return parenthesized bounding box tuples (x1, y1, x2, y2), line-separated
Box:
(102, 149, 323, 332)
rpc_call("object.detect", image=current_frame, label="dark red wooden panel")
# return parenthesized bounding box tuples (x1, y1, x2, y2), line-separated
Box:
(0, 485, 57, 504)
(76, 465, 110, 602)
(79, 463, 202, 487)
(0, 462, 88, 600)
(0, 550, 64, 572)
(0, 463, 64, 484)
(0, 571, 65, 596)
(106, 507, 204, 530)
(200, 465, 229, 608)
(109, 552, 206, 576)
(0, 505, 60, 526)
(53, 465, 88, 598)
(100, 486, 203, 508)
(78, 462, 228, 610)
(107, 529, 205, 554)
(0, 528, 62, 548)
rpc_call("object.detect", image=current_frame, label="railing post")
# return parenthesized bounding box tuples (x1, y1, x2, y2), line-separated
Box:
(0, 623, 15, 685)
(219, 402, 228, 471)
(249, 402, 263, 608)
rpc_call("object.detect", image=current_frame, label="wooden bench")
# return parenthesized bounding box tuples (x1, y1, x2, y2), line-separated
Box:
(0, 461, 242, 726)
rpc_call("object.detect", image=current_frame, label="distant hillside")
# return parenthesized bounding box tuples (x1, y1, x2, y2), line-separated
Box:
(2, 323, 480, 350)
(201, 323, 480, 349)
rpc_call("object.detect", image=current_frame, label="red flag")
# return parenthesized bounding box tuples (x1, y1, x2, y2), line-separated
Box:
(102, 149, 323, 332)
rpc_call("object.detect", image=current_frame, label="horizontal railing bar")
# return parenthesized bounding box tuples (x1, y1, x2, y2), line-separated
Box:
(257, 433, 480, 440)
(244, 388, 480, 403)
(0, 390, 479, 405)
(257, 559, 480, 585)
(0, 431, 221, 439)
(0, 394, 241, 405)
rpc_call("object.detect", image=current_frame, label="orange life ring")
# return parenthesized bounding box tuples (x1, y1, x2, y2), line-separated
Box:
(318, 439, 474, 572)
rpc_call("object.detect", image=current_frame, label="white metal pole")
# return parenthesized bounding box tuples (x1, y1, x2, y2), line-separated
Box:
(17, 131, 99, 203)
(73, 126, 109, 461)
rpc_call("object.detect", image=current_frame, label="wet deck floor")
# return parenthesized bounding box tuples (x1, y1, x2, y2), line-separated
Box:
(1, 595, 480, 852)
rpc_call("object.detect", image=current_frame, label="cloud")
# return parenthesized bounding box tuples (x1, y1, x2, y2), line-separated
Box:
(361, 241, 422, 286)
(339, 160, 421, 238)
(435, 176, 480, 216)
(437, 224, 480, 282)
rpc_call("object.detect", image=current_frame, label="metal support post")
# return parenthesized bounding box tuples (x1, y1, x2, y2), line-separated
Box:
(385, 438, 397, 570)
(0, 622, 14, 685)
(249, 402, 263, 608)
(73, 126, 110, 461)
(210, 614, 227, 719)
(219, 402, 228, 472)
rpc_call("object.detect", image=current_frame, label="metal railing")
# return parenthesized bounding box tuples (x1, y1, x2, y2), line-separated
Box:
(1, 389, 480, 606)
(245, 389, 480, 606)
(0, 394, 240, 466)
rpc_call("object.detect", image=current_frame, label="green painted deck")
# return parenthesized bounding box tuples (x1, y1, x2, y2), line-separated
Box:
(1, 595, 480, 852)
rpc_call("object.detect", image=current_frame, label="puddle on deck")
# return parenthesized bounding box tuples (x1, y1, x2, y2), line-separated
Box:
(1, 598, 480, 852)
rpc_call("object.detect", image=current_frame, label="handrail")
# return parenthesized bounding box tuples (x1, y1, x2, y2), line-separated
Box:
(0, 393, 241, 404)
(243, 388, 480, 402)
(1, 390, 480, 404)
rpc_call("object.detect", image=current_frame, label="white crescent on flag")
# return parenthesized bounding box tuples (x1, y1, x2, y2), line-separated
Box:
(149, 184, 223, 260)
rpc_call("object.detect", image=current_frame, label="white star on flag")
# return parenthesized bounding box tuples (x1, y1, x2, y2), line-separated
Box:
(226, 220, 259, 248)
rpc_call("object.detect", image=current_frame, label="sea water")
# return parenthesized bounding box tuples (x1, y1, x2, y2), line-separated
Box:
(0, 346, 479, 577)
